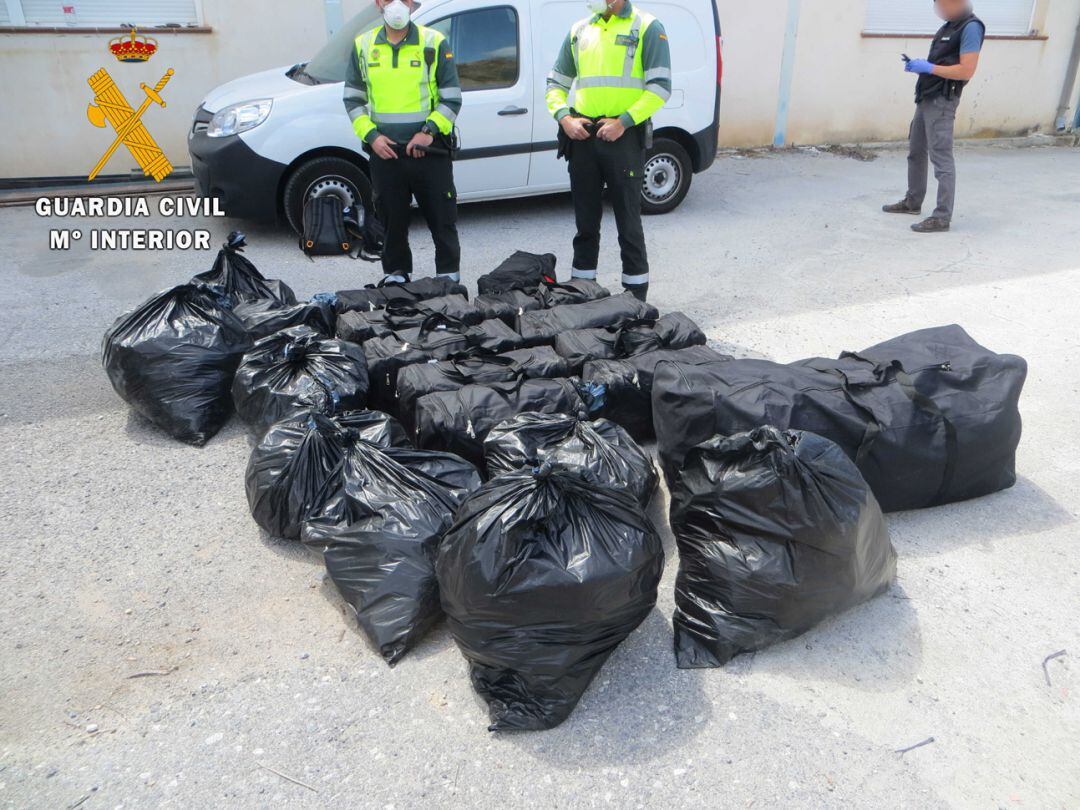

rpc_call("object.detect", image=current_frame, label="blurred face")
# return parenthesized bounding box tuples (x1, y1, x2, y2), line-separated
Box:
(376, 0, 416, 29)
(935, 0, 972, 21)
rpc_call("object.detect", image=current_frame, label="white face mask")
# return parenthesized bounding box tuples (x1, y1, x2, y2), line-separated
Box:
(382, 0, 411, 30)
(586, 0, 610, 14)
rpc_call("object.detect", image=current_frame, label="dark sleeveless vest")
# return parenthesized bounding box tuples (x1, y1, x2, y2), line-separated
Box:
(915, 12, 985, 103)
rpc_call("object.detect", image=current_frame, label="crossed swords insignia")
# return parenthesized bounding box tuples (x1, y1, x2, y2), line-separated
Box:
(86, 67, 175, 182)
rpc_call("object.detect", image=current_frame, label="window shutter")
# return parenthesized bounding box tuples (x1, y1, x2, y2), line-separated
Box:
(19, 0, 199, 26)
(865, 0, 1036, 37)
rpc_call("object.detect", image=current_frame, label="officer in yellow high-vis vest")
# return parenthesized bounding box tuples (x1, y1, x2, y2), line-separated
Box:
(546, 0, 671, 302)
(343, 0, 463, 283)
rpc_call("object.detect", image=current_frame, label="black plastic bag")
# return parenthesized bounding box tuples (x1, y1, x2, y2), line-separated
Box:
(583, 345, 730, 440)
(364, 314, 525, 409)
(555, 312, 707, 371)
(437, 465, 664, 731)
(476, 250, 557, 295)
(516, 292, 659, 346)
(233, 297, 337, 342)
(652, 325, 1027, 511)
(671, 426, 896, 667)
(335, 295, 479, 343)
(232, 326, 369, 437)
(302, 442, 482, 665)
(414, 378, 588, 467)
(334, 276, 468, 315)
(102, 283, 252, 445)
(537, 279, 611, 308)
(394, 346, 573, 433)
(485, 413, 656, 506)
(245, 410, 410, 540)
(191, 231, 296, 307)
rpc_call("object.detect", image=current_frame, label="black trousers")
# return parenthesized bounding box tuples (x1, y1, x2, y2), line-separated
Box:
(369, 152, 460, 279)
(568, 130, 649, 291)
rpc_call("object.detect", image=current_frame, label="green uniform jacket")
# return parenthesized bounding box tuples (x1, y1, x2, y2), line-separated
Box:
(546, 1, 672, 128)
(343, 23, 462, 146)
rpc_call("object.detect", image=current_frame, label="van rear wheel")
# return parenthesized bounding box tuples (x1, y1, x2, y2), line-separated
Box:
(641, 138, 692, 215)
(283, 156, 372, 234)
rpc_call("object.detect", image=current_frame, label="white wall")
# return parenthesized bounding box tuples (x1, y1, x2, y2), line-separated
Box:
(720, 0, 1080, 147)
(0, 0, 1078, 179)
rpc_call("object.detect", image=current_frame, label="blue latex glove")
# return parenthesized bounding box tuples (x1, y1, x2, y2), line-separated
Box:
(905, 58, 935, 75)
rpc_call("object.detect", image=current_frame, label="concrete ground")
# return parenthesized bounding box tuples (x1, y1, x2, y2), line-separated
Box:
(1, 142, 1078, 809)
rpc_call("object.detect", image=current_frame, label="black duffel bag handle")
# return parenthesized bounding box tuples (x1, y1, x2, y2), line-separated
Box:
(808, 353, 959, 507)
(383, 298, 438, 329)
(446, 353, 524, 383)
(416, 311, 468, 339)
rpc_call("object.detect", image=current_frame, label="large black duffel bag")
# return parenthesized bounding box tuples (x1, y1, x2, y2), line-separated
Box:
(516, 292, 659, 346)
(671, 426, 896, 668)
(414, 377, 588, 467)
(102, 284, 252, 446)
(485, 413, 656, 506)
(555, 312, 706, 371)
(583, 345, 731, 440)
(334, 276, 468, 315)
(653, 325, 1028, 512)
(233, 297, 337, 341)
(365, 314, 526, 409)
(232, 326, 369, 437)
(476, 250, 557, 295)
(437, 465, 664, 731)
(303, 440, 482, 665)
(394, 346, 573, 433)
(191, 232, 296, 307)
(246, 410, 410, 541)
(474, 280, 610, 326)
(335, 295, 480, 343)
(474, 289, 543, 325)
(537, 279, 611, 308)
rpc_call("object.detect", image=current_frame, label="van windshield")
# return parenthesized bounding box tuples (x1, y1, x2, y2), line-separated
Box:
(302, 8, 384, 84)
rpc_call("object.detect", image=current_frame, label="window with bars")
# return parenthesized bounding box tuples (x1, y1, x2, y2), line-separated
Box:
(2, 0, 201, 27)
(865, 0, 1037, 37)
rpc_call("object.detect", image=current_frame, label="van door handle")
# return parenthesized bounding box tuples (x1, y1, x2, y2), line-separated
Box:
(498, 106, 528, 116)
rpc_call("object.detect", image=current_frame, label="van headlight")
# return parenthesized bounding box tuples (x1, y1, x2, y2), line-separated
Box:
(207, 99, 273, 138)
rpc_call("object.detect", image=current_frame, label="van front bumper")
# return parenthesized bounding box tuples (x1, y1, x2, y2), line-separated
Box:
(188, 112, 286, 222)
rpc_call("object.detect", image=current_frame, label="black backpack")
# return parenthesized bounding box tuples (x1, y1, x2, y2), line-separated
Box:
(300, 196, 351, 257)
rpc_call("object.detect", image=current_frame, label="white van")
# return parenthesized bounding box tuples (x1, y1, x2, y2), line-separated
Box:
(188, 0, 722, 232)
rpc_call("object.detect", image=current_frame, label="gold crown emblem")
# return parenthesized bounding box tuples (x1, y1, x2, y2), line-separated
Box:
(109, 28, 158, 63)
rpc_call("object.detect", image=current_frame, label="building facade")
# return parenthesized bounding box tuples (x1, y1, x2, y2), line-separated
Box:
(0, 0, 1078, 180)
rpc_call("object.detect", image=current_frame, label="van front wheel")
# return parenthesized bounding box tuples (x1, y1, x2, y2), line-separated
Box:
(641, 138, 692, 215)
(283, 156, 372, 234)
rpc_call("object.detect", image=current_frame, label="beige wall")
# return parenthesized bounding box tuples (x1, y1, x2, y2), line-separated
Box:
(1, 0, 1078, 179)
(0, 0, 370, 179)
(719, 0, 1080, 147)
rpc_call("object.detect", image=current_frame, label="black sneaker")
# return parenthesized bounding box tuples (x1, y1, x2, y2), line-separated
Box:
(882, 199, 921, 215)
(911, 217, 950, 233)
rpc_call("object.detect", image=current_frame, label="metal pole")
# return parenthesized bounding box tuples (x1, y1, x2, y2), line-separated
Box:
(1054, 11, 1080, 131)
(773, 0, 802, 147)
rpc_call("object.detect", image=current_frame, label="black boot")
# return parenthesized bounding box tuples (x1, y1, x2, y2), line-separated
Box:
(624, 284, 649, 303)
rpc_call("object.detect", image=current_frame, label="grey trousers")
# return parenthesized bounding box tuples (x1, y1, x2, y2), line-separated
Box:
(905, 95, 961, 221)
